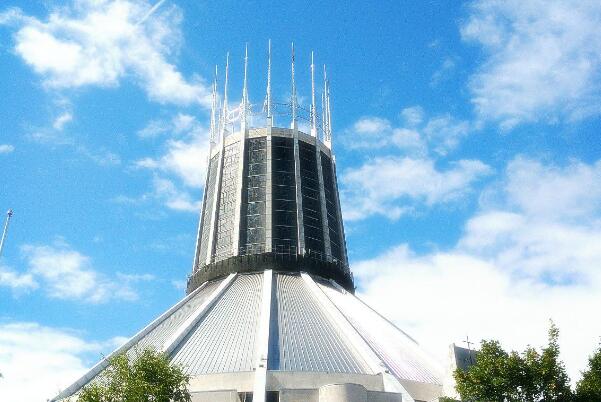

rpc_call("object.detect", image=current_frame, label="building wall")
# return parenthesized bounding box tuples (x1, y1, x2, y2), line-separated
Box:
(194, 128, 347, 271)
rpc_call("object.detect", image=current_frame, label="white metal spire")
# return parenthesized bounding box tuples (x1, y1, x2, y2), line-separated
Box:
(321, 90, 326, 135)
(209, 65, 218, 149)
(265, 39, 272, 125)
(323, 64, 332, 149)
(221, 52, 230, 141)
(310, 51, 317, 138)
(0, 209, 13, 259)
(241, 43, 249, 131)
(290, 42, 297, 130)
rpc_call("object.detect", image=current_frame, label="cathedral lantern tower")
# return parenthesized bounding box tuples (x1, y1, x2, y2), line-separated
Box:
(188, 44, 352, 294)
(53, 44, 446, 402)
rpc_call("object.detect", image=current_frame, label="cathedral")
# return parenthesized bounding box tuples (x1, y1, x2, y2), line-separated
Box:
(53, 44, 447, 402)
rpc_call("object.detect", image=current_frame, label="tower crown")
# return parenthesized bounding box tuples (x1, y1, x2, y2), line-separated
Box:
(188, 44, 351, 293)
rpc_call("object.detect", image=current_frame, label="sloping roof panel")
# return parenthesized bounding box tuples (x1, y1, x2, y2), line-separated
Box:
(271, 273, 372, 374)
(317, 280, 443, 384)
(170, 273, 263, 375)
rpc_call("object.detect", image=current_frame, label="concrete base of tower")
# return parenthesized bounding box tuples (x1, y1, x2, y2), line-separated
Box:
(187, 371, 442, 402)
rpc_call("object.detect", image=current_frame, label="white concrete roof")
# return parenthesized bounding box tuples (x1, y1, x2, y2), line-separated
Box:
(53, 272, 443, 401)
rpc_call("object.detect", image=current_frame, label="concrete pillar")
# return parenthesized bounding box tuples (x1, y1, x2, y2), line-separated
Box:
(265, 128, 273, 252)
(232, 129, 248, 256)
(315, 145, 332, 260)
(293, 129, 305, 254)
(319, 383, 367, 402)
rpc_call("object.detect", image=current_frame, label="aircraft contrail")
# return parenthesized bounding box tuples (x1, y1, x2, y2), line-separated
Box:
(137, 0, 167, 25)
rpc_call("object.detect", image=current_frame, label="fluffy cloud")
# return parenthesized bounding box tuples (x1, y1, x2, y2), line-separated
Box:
(150, 176, 201, 212)
(462, 0, 601, 128)
(0, 322, 124, 402)
(344, 107, 470, 155)
(354, 156, 601, 381)
(423, 115, 470, 156)
(0, 144, 15, 154)
(1, 240, 142, 303)
(0, 264, 37, 291)
(341, 157, 491, 220)
(127, 114, 208, 212)
(400, 106, 425, 127)
(135, 114, 209, 187)
(1, 0, 211, 106)
(52, 111, 73, 130)
(502, 157, 601, 220)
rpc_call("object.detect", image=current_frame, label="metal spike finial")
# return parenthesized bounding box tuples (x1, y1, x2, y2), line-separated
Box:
(321, 89, 326, 135)
(221, 52, 230, 141)
(210, 65, 218, 147)
(323, 64, 332, 149)
(241, 44, 249, 130)
(242, 44, 249, 105)
(0, 209, 13, 259)
(290, 42, 297, 130)
(265, 39, 272, 125)
(310, 51, 317, 138)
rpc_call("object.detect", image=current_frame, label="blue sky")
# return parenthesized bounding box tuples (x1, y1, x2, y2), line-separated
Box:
(1, 1, 601, 400)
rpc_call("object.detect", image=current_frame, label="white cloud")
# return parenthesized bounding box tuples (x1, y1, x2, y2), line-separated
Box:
(136, 137, 208, 188)
(75, 145, 121, 166)
(344, 108, 471, 155)
(0, 144, 15, 154)
(503, 157, 601, 220)
(341, 157, 491, 220)
(150, 176, 201, 212)
(0, 321, 123, 402)
(116, 272, 155, 282)
(462, 0, 601, 128)
(1, 0, 211, 106)
(0, 264, 37, 291)
(52, 111, 73, 130)
(345, 116, 427, 154)
(136, 114, 209, 188)
(112, 175, 202, 213)
(18, 240, 138, 303)
(27, 113, 122, 166)
(354, 156, 601, 382)
(124, 114, 208, 212)
(137, 118, 170, 138)
(400, 106, 424, 127)
(430, 57, 457, 86)
(423, 115, 470, 156)
(354, 116, 391, 134)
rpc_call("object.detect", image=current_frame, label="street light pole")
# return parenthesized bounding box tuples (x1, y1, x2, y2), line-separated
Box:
(0, 209, 13, 259)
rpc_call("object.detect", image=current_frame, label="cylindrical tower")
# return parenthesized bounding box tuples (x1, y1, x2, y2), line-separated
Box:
(188, 125, 351, 293)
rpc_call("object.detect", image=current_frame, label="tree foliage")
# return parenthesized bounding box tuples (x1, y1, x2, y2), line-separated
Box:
(76, 348, 191, 402)
(575, 343, 601, 402)
(454, 322, 573, 402)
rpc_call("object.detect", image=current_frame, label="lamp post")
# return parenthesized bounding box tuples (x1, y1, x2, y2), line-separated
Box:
(0, 209, 13, 259)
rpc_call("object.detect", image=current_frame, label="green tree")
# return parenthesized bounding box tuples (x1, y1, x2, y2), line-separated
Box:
(575, 343, 601, 401)
(76, 348, 191, 402)
(454, 322, 572, 402)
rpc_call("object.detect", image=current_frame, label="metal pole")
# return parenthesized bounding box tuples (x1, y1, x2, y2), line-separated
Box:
(0, 209, 13, 259)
